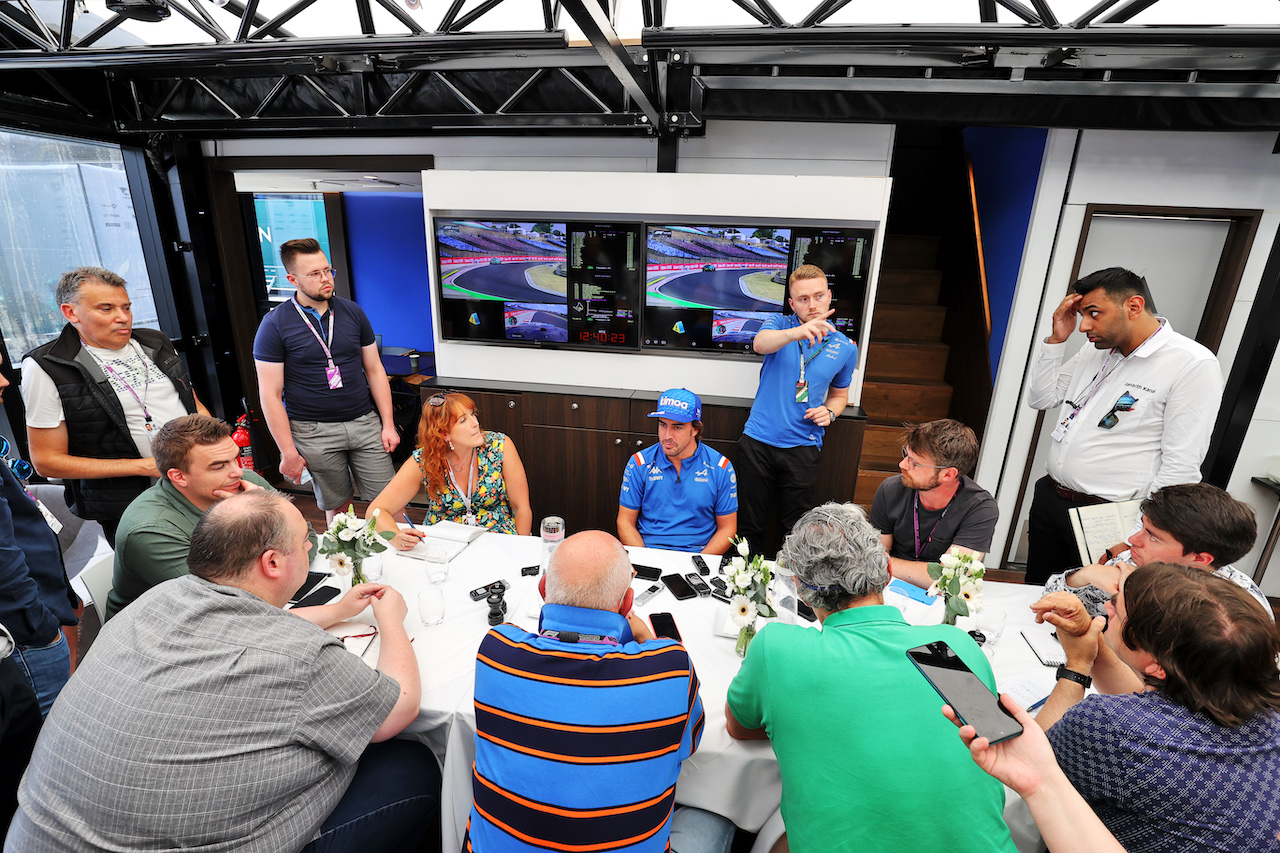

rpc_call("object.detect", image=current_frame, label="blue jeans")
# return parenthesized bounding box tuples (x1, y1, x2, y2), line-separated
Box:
(669, 806, 736, 853)
(303, 739, 441, 853)
(12, 631, 70, 719)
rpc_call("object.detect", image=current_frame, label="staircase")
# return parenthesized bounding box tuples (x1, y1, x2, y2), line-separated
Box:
(856, 235, 954, 508)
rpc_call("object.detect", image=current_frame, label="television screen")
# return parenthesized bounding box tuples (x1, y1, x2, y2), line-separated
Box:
(434, 218, 640, 350)
(252, 192, 332, 302)
(644, 225, 790, 353)
(789, 225, 874, 339)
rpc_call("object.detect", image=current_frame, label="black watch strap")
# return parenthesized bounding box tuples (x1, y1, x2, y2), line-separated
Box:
(1056, 665, 1093, 689)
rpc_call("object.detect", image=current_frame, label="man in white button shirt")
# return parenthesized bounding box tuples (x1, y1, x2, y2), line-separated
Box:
(1024, 267, 1223, 584)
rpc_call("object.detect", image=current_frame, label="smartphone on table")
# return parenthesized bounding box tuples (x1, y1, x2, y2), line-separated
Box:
(661, 573, 698, 601)
(289, 572, 331, 605)
(906, 640, 1022, 744)
(650, 612, 681, 641)
(634, 564, 663, 582)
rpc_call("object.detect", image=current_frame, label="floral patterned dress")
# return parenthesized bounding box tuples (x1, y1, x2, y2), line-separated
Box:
(413, 430, 516, 534)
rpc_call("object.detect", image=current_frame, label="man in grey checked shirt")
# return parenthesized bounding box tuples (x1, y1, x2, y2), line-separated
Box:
(7, 491, 440, 853)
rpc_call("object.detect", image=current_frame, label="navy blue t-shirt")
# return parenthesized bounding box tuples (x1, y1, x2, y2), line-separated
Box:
(252, 296, 376, 423)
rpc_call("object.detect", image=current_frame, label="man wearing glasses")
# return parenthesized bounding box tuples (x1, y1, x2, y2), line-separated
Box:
(869, 419, 998, 589)
(254, 238, 399, 523)
(1025, 267, 1223, 584)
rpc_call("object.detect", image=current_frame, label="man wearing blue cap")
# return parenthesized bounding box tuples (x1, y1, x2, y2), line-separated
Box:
(617, 389, 738, 554)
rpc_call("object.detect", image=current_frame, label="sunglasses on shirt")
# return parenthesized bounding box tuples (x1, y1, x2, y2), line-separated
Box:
(0, 435, 34, 480)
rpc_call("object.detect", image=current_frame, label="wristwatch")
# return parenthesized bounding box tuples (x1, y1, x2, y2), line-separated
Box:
(826, 407, 836, 423)
(1055, 665, 1092, 689)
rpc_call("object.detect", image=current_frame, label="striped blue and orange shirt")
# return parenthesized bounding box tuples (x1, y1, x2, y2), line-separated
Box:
(466, 604, 705, 852)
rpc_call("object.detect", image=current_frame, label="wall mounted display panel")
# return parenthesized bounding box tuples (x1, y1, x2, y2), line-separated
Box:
(251, 192, 331, 302)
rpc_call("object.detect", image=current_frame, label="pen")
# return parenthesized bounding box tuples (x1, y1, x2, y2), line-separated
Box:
(404, 515, 418, 530)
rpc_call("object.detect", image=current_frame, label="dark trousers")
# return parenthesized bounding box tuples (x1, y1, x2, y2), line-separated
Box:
(737, 434, 821, 558)
(303, 739, 442, 853)
(0, 656, 43, 830)
(1025, 475, 1090, 585)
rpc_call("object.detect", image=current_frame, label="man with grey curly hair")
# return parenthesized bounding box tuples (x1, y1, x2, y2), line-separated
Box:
(726, 502, 1017, 853)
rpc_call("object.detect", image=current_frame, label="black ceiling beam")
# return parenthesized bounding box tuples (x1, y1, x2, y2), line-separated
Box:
(643, 24, 1280, 50)
(559, 0, 661, 127)
(1097, 0, 1163, 24)
(0, 31, 569, 70)
(112, 113, 651, 135)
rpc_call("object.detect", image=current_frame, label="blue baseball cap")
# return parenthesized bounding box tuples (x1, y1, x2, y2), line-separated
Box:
(648, 388, 702, 423)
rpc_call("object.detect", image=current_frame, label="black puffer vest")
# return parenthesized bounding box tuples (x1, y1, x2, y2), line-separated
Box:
(25, 324, 198, 523)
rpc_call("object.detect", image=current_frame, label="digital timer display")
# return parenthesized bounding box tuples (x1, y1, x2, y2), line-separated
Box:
(578, 330, 629, 344)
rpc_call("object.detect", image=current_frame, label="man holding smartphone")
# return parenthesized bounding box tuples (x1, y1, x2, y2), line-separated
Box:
(108, 414, 315, 620)
(618, 388, 738, 555)
(726, 503, 1017, 853)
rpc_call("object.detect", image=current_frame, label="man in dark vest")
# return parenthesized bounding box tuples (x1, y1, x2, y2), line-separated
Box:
(22, 266, 207, 545)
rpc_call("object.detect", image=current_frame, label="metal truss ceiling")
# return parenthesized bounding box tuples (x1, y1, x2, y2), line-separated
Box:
(4, 0, 1280, 138)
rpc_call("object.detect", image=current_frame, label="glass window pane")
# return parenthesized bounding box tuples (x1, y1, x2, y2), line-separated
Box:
(252, 192, 331, 302)
(0, 128, 161, 357)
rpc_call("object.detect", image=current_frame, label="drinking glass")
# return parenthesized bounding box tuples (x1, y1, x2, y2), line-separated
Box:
(540, 516, 565, 573)
(975, 608, 1007, 647)
(418, 588, 445, 627)
(770, 565, 799, 625)
(427, 561, 449, 585)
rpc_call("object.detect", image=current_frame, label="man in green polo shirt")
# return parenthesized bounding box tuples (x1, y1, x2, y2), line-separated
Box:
(105, 414, 314, 620)
(726, 503, 1017, 853)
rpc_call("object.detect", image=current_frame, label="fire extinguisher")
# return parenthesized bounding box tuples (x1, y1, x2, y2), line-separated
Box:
(232, 415, 255, 472)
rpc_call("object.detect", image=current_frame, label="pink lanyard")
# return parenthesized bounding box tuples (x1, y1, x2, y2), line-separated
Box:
(291, 299, 335, 366)
(87, 341, 155, 432)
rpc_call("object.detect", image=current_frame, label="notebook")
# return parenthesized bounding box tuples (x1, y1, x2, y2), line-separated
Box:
(1021, 628, 1067, 667)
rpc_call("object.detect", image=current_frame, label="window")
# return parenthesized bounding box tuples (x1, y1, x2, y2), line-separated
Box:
(0, 128, 160, 357)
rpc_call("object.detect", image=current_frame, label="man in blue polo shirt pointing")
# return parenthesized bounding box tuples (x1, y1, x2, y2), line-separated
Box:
(738, 264, 857, 556)
(617, 389, 738, 554)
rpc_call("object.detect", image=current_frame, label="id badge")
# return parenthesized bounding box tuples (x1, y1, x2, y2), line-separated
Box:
(1051, 416, 1070, 442)
(325, 362, 344, 390)
(795, 380, 809, 403)
(36, 499, 63, 535)
(464, 513, 477, 526)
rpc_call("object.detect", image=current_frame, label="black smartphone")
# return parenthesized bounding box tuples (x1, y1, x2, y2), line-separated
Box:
(469, 579, 511, 601)
(684, 572, 711, 597)
(650, 612, 681, 641)
(634, 564, 663, 582)
(797, 600, 817, 622)
(691, 555, 711, 575)
(521, 565, 540, 577)
(293, 585, 339, 608)
(709, 576, 727, 593)
(907, 640, 1023, 745)
(661, 573, 697, 601)
(290, 571, 330, 604)
(710, 588, 732, 604)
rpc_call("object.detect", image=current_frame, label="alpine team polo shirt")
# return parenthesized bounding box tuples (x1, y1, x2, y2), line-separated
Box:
(619, 440, 738, 552)
(743, 314, 857, 450)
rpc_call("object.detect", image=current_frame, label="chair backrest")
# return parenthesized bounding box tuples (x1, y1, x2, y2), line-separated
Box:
(78, 554, 116, 625)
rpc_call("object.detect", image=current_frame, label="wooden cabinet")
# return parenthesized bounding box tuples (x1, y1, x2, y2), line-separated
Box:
(423, 379, 866, 542)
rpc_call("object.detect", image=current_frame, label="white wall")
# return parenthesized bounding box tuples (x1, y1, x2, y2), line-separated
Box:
(983, 129, 1280, 588)
(423, 169, 892, 398)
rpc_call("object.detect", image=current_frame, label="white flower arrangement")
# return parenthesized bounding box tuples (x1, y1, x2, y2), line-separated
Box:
(926, 548, 986, 625)
(319, 505, 394, 584)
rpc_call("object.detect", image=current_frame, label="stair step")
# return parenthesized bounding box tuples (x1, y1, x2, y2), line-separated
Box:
(871, 303, 946, 342)
(881, 235, 940, 270)
(855, 468, 898, 505)
(876, 270, 941, 305)
(866, 341, 950, 382)
(862, 424, 907, 468)
(860, 379, 953, 424)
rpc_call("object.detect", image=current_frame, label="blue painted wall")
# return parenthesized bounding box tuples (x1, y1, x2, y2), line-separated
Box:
(343, 192, 434, 352)
(962, 127, 1048, 381)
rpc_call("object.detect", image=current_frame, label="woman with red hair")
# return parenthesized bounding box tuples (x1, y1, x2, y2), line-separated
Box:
(368, 391, 531, 546)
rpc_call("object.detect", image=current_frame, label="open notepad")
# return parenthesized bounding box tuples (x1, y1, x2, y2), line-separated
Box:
(1068, 499, 1143, 565)
(397, 520, 482, 563)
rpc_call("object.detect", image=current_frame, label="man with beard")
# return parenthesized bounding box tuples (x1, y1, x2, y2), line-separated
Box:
(254, 238, 399, 524)
(1024, 267, 1223, 583)
(869, 419, 998, 589)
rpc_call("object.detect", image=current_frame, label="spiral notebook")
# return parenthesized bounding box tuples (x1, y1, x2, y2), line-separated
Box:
(1021, 628, 1067, 667)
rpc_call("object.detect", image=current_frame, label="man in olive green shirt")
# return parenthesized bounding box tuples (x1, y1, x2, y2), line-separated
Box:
(726, 503, 1016, 853)
(106, 415, 314, 620)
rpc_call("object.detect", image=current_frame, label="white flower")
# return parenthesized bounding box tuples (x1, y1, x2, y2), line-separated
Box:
(369, 507, 381, 519)
(729, 556, 746, 575)
(731, 595, 758, 628)
(338, 526, 358, 542)
(751, 568, 763, 584)
(960, 582, 984, 611)
(347, 517, 367, 532)
(940, 566, 955, 581)
(733, 570, 753, 590)
(329, 553, 352, 575)
(939, 552, 961, 570)
(968, 558, 986, 574)
(736, 538, 750, 558)
(925, 581, 940, 598)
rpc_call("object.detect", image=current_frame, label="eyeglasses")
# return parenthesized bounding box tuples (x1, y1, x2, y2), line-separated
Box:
(0, 436, 34, 480)
(296, 266, 338, 281)
(901, 447, 949, 470)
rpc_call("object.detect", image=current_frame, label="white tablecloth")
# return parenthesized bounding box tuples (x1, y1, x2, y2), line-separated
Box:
(320, 533, 1054, 853)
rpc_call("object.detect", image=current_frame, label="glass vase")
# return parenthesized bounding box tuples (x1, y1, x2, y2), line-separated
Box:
(735, 623, 757, 657)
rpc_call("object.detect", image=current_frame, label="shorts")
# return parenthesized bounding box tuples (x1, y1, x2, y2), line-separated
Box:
(289, 410, 397, 511)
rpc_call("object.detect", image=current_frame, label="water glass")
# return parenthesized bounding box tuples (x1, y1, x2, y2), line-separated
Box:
(540, 516, 565, 573)
(427, 561, 449, 585)
(974, 608, 1007, 647)
(770, 566, 800, 625)
(418, 588, 445, 627)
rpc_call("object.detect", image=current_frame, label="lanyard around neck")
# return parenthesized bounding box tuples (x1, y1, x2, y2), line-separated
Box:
(913, 492, 951, 560)
(86, 339, 154, 428)
(291, 298, 335, 363)
(797, 337, 830, 384)
(447, 448, 476, 516)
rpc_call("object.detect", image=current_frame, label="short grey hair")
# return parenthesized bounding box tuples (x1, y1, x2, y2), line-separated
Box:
(188, 491, 298, 582)
(56, 266, 127, 307)
(780, 502, 890, 611)
(544, 538, 632, 611)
